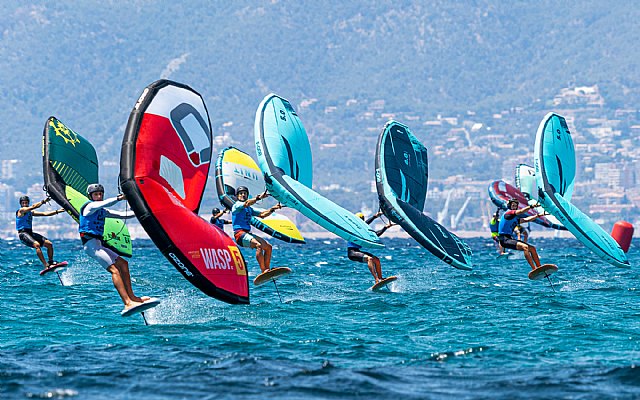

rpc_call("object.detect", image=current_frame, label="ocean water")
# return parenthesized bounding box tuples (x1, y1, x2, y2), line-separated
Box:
(1, 237, 639, 399)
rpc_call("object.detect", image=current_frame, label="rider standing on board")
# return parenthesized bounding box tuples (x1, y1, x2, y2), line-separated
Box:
(347, 211, 394, 284)
(80, 184, 150, 312)
(498, 199, 545, 271)
(231, 186, 281, 274)
(16, 195, 65, 270)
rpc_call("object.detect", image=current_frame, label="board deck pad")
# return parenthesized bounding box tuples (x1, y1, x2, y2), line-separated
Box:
(528, 264, 558, 281)
(121, 298, 161, 317)
(253, 267, 292, 286)
(370, 276, 398, 291)
(39, 261, 69, 276)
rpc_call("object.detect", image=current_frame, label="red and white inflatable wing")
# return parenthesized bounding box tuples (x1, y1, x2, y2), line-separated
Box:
(120, 80, 249, 304)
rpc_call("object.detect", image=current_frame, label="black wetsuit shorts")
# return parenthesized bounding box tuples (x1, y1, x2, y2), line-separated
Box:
(498, 234, 526, 250)
(18, 230, 48, 248)
(347, 247, 375, 263)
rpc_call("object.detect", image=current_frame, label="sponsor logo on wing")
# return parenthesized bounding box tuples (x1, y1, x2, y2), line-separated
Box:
(168, 252, 193, 277)
(403, 151, 410, 166)
(134, 88, 150, 110)
(169, 102, 211, 167)
(200, 248, 235, 270)
(199, 247, 247, 276)
(228, 246, 247, 276)
(51, 119, 80, 147)
(233, 166, 260, 181)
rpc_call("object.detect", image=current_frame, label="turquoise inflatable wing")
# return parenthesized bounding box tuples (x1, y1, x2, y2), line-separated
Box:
(376, 121, 472, 270)
(255, 94, 382, 248)
(534, 112, 629, 268)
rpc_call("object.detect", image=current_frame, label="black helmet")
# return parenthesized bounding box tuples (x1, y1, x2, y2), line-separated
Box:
(87, 183, 105, 196)
(19, 195, 30, 204)
(236, 186, 249, 196)
(507, 198, 519, 207)
(212, 207, 221, 215)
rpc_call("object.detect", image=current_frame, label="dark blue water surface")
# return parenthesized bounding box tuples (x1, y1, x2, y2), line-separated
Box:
(1, 237, 639, 399)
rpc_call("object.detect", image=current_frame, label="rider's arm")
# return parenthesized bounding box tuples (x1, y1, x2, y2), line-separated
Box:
(515, 203, 538, 216)
(104, 209, 136, 219)
(17, 198, 49, 217)
(32, 208, 65, 217)
(257, 204, 281, 219)
(521, 214, 541, 223)
(243, 191, 270, 208)
(82, 196, 122, 216)
(376, 222, 396, 237)
(366, 211, 383, 225)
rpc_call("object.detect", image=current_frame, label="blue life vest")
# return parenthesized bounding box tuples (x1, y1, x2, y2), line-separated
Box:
(15, 210, 33, 231)
(347, 241, 361, 250)
(498, 211, 520, 236)
(232, 202, 254, 232)
(211, 217, 225, 230)
(79, 202, 106, 237)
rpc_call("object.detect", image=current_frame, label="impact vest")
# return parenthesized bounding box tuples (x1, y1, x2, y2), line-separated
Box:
(79, 202, 106, 237)
(232, 202, 254, 232)
(498, 210, 520, 236)
(211, 217, 225, 230)
(15, 210, 33, 231)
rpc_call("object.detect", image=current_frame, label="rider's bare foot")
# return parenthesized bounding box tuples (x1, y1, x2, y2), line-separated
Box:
(123, 301, 143, 311)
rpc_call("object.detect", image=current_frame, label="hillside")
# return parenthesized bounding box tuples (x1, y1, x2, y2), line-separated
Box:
(1, 1, 638, 211)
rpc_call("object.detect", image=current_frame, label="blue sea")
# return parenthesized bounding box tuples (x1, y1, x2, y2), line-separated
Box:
(1, 237, 639, 399)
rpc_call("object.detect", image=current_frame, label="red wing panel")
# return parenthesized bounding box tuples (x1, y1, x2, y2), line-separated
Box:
(135, 114, 207, 211)
(137, 177, 247, 296)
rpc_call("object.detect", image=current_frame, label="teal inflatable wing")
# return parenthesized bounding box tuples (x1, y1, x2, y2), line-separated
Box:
(254, 94, 382, 248)
(375, 120, 472, 270)
(534, 112, 629, 268)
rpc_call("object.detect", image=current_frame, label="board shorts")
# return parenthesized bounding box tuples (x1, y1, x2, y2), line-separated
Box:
(234, 230, 256, 248)
(18, 230, 49, 248)
(347, 247, 376, 263)
(83, 237, 120, 270)
(491, 233, 499, 242)
(18, 230, 48, 248)
(498, 234, 526, 250)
